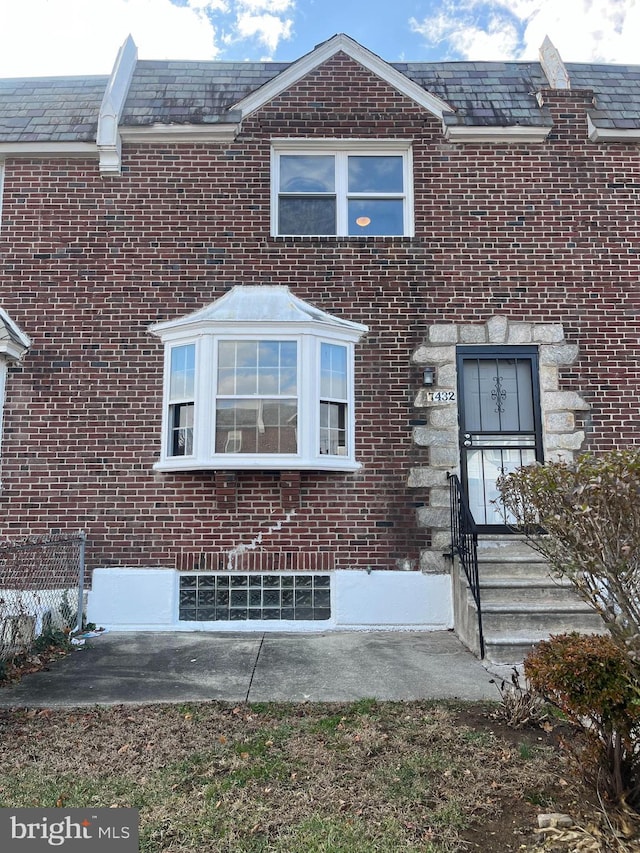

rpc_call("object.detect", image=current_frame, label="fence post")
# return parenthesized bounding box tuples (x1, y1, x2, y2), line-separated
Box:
(73, 530, 86, 634)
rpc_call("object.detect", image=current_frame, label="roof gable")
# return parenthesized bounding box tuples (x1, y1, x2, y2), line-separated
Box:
(231, 33, 454, 121)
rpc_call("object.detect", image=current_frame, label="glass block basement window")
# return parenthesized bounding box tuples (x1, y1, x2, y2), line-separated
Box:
(179, 573, 331, 621)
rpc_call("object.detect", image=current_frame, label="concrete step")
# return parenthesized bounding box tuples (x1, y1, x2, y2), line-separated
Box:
(483, 626, 604, 665)
(452, 536, 605, 665)
(479, 577, 581, 606)
(480, 601, 604, 636)
(478, 559, 552, 580)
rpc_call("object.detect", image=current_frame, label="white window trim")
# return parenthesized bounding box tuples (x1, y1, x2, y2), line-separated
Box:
(150, 286, 368, 473)
(155, 326, 361, 472)
(0, 308, 31, 488)
(271, 138, 414, 238)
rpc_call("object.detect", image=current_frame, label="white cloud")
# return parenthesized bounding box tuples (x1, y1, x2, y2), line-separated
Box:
(0, 0, 295, 78)
(238, 0, 293, 10)
(410, 0, 640, 63)
(411, 8, 520, 60)
(235, 11, 293, 52)
(0, 0, 221, 77)
(223, 0, 294, 54)
(515, 0, 640, 63)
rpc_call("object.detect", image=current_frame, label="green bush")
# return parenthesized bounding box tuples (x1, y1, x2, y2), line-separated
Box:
(525, 633, 640, 810)
(31, 628, 71, 654)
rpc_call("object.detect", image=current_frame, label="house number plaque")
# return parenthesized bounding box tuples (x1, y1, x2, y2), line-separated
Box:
(425, 390, 456, 403)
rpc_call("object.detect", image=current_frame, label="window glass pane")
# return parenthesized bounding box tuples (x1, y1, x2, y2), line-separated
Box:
(280, 368, 297, 395)
(170, 402, 194, 456)
(348, 199, 404, 236)
(215, 400, 297, 454)
(169, 344, 195, 400)
(217, 367, 235, 395)
(217, 341, 236, 368)
(256, 343, 298, 393)
(235, 341, 258, 367)
(235, 367, 257, 395)
(348, 156, 404, 193)
(279, 341, 297, 367)
(321, 343, 347, 399)
(279, 197, 336, 235)
(467, 448, 536, 526)
(280, 155, 334, 192)
(463, 358, 535, 433)
(218, 341, 297, 397)
(258, 341, 280, 367)
(319, 401, 347, 455)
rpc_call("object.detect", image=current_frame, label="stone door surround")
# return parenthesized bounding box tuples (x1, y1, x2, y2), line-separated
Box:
(409, 315, 589, 573)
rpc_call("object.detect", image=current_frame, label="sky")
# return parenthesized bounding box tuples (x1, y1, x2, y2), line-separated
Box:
(0, 0, 638, 79)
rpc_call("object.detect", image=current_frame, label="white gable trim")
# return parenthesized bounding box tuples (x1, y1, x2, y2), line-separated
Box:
(97, 35, 138, 176)
(232, 33, 454, 120)
(539, 36, 571, 90)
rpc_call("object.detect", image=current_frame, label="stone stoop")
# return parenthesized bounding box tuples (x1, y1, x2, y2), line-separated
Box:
(453, 537, 604, 665)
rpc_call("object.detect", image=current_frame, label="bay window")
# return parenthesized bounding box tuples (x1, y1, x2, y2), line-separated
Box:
(150, 286, 367, 472)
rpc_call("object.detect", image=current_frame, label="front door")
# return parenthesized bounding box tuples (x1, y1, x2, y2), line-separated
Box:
(457, 346, 543, 531)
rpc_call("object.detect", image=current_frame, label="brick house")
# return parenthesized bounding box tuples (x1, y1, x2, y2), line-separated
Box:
(0, 34, 637, 660)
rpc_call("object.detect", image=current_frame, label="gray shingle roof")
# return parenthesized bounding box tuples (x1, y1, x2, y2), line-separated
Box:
(0, 54, 638, 143)
(0, 75, 107, 142)
(566, 62, 640, 129)
(121, 60, 288, 126)
(394, 61, 553, 128)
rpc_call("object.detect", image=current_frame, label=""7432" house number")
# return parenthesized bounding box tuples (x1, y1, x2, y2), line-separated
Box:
(425, 390, 456, 403)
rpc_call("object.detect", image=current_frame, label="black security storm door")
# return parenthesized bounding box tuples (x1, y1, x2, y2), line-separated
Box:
(457, 346, 543, 531)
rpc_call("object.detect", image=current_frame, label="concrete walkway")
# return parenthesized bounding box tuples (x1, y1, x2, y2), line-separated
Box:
(0, 631, 499, 707)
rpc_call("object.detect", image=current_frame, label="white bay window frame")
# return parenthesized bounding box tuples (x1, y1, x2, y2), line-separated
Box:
(150, 286, 367, 472)
(0, 307, 31, 485)
(271, 139, 414, 238)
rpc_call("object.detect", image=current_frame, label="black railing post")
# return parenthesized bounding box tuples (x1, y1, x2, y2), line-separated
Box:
(447, 473, 485, 659)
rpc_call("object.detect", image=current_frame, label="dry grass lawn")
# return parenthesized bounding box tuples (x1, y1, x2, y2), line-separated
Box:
(0, 698, 611, 852)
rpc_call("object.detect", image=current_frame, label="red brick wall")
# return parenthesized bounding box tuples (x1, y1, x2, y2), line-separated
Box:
(0, 54, 638, 572)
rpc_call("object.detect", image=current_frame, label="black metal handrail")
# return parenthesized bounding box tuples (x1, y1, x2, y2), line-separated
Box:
(447, 473, 485, 659)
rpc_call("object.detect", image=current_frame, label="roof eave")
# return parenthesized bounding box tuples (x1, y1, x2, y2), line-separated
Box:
(119, 123, 240, 144)
(443, 124, 552, 144)
(0, 142, 98, 157)
(587, 114, 640, 142)
(231, 33, 454, 121)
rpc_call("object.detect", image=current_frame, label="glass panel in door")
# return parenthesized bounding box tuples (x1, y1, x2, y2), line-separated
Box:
(458, 348, 543, 529)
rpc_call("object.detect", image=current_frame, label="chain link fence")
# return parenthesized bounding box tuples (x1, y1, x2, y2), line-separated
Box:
(0, 532, 86, 660)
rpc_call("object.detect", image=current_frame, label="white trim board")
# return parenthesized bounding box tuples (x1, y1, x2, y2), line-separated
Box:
(232, 33, 454, 120)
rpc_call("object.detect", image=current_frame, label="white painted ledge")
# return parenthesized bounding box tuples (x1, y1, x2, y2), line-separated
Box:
(87, 568, 453, 632)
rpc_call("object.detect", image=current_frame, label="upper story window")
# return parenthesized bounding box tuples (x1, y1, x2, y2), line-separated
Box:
(150, 286, 368, 473)
(271, 140, 414, 237)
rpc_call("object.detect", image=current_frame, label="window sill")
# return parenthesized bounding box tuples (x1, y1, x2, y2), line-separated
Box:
(268, 235, 415, 242)
(154, 456, 362, 473)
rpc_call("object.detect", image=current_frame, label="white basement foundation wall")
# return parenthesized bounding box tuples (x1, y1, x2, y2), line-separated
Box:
(87, 569, 453, 632)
